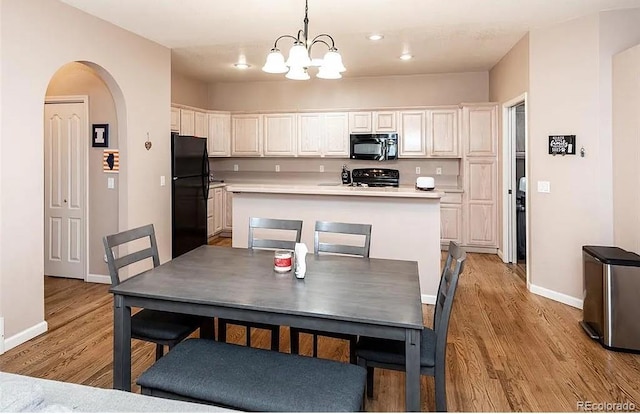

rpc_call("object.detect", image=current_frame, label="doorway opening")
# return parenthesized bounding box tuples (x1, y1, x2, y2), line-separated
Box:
(502, 94, 529, 285)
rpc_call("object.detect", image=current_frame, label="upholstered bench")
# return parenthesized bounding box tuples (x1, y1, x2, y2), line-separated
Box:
(137, 338, 367, 412)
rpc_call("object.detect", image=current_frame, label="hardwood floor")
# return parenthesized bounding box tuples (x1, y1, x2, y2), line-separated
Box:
(2, 242, 639, 412)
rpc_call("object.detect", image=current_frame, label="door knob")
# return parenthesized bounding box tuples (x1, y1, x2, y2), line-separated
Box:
(64, 199, 67, 203)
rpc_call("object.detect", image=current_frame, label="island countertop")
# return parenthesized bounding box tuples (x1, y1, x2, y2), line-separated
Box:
(225, 183, 444, 199)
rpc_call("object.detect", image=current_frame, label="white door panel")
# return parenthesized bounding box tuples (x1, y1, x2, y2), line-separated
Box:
(44, 101, 86, 279)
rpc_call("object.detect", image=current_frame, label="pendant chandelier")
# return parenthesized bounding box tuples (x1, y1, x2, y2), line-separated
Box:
(262, 0, 346, 80)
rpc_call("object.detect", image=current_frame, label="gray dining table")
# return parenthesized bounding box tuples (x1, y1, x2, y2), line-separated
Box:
(110, 245, 424, 411)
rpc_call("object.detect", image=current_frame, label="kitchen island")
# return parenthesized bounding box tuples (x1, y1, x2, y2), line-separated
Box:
(226, 184, 443, 303)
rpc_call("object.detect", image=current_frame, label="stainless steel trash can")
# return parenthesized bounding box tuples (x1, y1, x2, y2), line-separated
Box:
(581, 245, 640, 352)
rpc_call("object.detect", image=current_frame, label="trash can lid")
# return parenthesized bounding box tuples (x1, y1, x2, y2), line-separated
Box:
(582, 245, 640, 267)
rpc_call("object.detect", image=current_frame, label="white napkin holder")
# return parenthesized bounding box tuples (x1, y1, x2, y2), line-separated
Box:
(294, 243, 308, 279)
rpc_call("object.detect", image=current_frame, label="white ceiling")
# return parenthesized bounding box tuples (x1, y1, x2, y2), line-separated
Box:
(61, 0, 640, 83)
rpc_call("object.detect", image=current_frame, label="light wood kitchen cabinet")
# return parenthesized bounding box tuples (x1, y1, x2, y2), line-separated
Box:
(231, 114, 262, 156)
(463, 104, 497, 157)
(349, 112, 372, 133)
(263, 113, 296, 156)
(213, 187, 224, 234)
(194, 111, 208, 138)
(349, 111, 397, 134)
(374, 111, 397, 132)
(208, 113, 231, 157)
(171, 107, 181, 132)
(223, 189, 233, 231)
(207, 192, 214, 238)
(298, 112, 349, 157)
(441, 204, 462, 244)
(463, 158, 497, 247)
(398, 110, 427, 157)
(427, 107, 460, 157)
(180, 109, 195, 136)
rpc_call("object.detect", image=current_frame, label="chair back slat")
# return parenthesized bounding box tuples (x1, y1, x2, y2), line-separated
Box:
(314, 221, 372, 258)
(248, 217, 303, 251)
(103, 224, 159, 287)
(433, 241, 466, 372)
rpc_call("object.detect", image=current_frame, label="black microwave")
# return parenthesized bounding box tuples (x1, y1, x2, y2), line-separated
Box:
(350, 133, 398, 160)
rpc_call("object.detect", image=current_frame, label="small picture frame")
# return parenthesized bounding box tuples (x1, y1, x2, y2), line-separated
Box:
(92, 124, 109, 148)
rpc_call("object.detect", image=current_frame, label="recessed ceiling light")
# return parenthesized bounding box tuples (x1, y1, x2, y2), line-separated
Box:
(400, 53, 413, 61)
(234, 62, 251, 69)
(368, 34, 384, 41)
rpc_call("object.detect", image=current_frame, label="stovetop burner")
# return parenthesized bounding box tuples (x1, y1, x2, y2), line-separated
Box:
(351, 168, 399, 187)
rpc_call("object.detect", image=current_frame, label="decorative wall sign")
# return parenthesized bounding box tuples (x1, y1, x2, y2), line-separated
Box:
(548, 135, 576, 156)
(92, 124, 109, 147)
(103, 149, 119, 173)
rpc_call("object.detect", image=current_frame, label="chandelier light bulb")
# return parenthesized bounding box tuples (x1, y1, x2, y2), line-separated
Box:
(286, 43, 312, 68)
(262, 49, 288, 73)
(285, 66, 310, 81)
(322, 50, 346, 73)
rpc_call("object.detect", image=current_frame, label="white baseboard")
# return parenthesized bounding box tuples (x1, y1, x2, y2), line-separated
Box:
(497, 249, 506, 262)
(4, 321, 48, 352)
(529, 284, 583, 309)
(86, 274, 111, 284)
(421, 294, 436, 305)
(0, 317, 5, 354)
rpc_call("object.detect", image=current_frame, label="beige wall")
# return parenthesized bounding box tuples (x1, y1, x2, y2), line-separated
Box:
(171, 71, 209, 108)
(528, 9, 640, 303)
(612, 44, 640, 253)
(46, 62, 119, 276)
(0, 0, 171, 341)
(488, 34, 530, 256)
(208, 72, 489, 112)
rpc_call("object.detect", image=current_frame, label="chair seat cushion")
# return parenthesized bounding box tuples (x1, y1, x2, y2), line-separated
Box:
(137, 338, 366, 412)
(131, 310, 201, 341)
(355, 327, 436, 368)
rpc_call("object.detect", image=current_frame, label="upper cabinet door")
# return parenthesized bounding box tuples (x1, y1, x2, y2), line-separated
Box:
(263, 113, 296, 156)
(194, 111, 208, 139)
(171, 107, 181, 132)
(208, 113, 231, 157)
(297, 113, 323, 157)
(374, 111, 397, 132)
(180, 109, 195, 136)
(323, 112, 349, 157)
(463, 105, 497, 157)
(349, 112, 372, 133)
(231, 114, 262, 156)
(427, 108, 460, 157)
(398, 110, 427, 157)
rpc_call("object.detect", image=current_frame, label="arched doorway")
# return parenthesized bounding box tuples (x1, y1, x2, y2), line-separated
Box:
(43, 61, 126, 284)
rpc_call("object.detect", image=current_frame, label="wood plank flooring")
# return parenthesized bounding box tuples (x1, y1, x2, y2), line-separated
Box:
(2, 242, 639, 412)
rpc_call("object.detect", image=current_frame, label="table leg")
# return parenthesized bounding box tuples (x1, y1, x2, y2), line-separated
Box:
(113, 295, 131, 391)
(405, 328, 421, 412)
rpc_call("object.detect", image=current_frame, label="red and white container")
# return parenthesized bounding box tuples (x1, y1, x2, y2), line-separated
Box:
(274, 250, 293, 273)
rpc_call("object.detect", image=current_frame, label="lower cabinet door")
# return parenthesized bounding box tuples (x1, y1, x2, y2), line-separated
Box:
(440, 204, 462, 244)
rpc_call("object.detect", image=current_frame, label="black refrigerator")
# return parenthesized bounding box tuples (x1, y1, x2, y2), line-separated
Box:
(171, 133, 210, 258)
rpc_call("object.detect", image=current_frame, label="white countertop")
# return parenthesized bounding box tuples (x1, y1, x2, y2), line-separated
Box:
(208, 182, 226, 189)
(225, 183, 444, 199)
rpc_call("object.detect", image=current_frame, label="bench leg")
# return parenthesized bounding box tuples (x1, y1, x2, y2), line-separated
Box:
(218, 319, 227, 342)
(271, 327, 280, 351)
(246, 326, 251, 347)
(155, 344, 164, 361)
(366, 366, 374, 398)
(290, 328, 300, 354)
(349, 337, 357, 364)
(200, 319, 215, 340)
(312, 334, 319, 357)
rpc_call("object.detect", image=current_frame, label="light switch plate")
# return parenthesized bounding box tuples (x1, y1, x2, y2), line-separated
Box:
(537, 181, 551, 193)
(107, 177, 115, 189)
(233, 164, 239, 172)
(436, 167, 442, 175)
(415, 167, 421, 174)
(160, 176, 165, 187)
(319, 165, 324, 173)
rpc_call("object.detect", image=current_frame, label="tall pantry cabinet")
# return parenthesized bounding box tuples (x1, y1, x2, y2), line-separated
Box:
(462, 104, 498, 249)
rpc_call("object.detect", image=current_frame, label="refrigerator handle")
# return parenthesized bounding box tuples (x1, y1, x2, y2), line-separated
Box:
(203, 147, 210, 201)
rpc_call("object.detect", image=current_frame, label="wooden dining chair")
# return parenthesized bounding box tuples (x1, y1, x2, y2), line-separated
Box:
(354, 241, 466, 412)
(218, 217, 303, 351)
(290, 221, 372, 363)
(103, 224, 207, 361)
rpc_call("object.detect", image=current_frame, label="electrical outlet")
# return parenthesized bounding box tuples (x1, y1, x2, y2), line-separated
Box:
(537, 181, 551, 193)
(415, 167, 421, 174)
(233, 164, 239, 172)
(436, 167, 442, 175)
(275, 164, 280, 172)
(319, 165, 325, 173)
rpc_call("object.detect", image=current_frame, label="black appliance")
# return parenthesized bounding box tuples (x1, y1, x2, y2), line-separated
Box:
(171, 133, 210, 258)
(341, 165, 352, 184)
(350, 133, 398, 161)
(351, 168, 399, 187)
